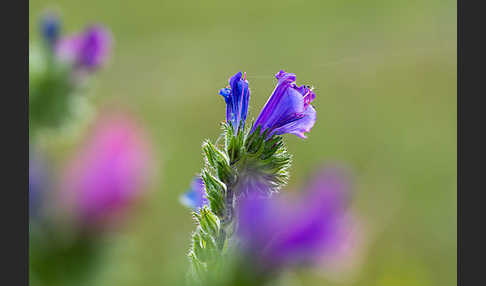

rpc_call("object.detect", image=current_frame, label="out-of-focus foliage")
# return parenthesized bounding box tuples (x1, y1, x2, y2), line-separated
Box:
(29, 0, 456, 285)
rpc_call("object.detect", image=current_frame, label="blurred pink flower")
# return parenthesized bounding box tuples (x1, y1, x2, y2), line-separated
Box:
(61, 113, 152, 228)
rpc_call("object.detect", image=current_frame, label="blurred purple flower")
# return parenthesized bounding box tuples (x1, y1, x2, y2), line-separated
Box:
(180, 176, 208, 211)
(237, 166, 351, 271)
(61, 114, 151, 227)
(56, 25, 112, 71)
(252, 70, 316, 139)
(219, 71, 250, 134)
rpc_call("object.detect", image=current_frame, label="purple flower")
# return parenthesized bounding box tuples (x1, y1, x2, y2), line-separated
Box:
(56, 25, 112, 71)
(61, 114, 151, 228)
(237, 166, 351, 271)
(252, 70, 316, 139)
(219, 71, 250, 133)
(180, 176, 208, 211)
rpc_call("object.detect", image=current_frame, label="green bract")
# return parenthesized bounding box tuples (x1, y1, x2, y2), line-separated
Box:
(187, 122, 291, 283)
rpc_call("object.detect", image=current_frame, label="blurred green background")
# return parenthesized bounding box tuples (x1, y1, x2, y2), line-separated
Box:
(29, 0, 456, 285)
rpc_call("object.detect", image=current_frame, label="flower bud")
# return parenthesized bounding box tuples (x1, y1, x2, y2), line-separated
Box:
(40, 12, 61, 48)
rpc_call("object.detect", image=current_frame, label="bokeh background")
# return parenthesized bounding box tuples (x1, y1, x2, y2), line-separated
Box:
(29, 0, 456, 285)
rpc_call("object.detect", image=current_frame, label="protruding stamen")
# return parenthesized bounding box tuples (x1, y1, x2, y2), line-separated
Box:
(303, 89, 312, 106)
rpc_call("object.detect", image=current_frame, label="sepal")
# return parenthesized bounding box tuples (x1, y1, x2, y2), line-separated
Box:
(201, 171, 226, 217)
(202, 140, 234, 184)
(223, 122, 245, 164)
(189, 206, 223, 281)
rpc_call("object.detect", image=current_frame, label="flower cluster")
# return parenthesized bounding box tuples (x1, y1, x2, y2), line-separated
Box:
(29, 11, 112, 138)
(181, 70, 335, 285)
(182, 70, 316, 210)
(220, 70, 316, 140)
(29, 12, 152, 286)
(29, 113, 153, 286)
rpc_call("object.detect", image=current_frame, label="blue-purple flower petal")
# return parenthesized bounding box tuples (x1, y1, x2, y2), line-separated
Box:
(219, 71, 250, 133)
(180, 176, 208, 211)
(252, 70, 316, 139)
